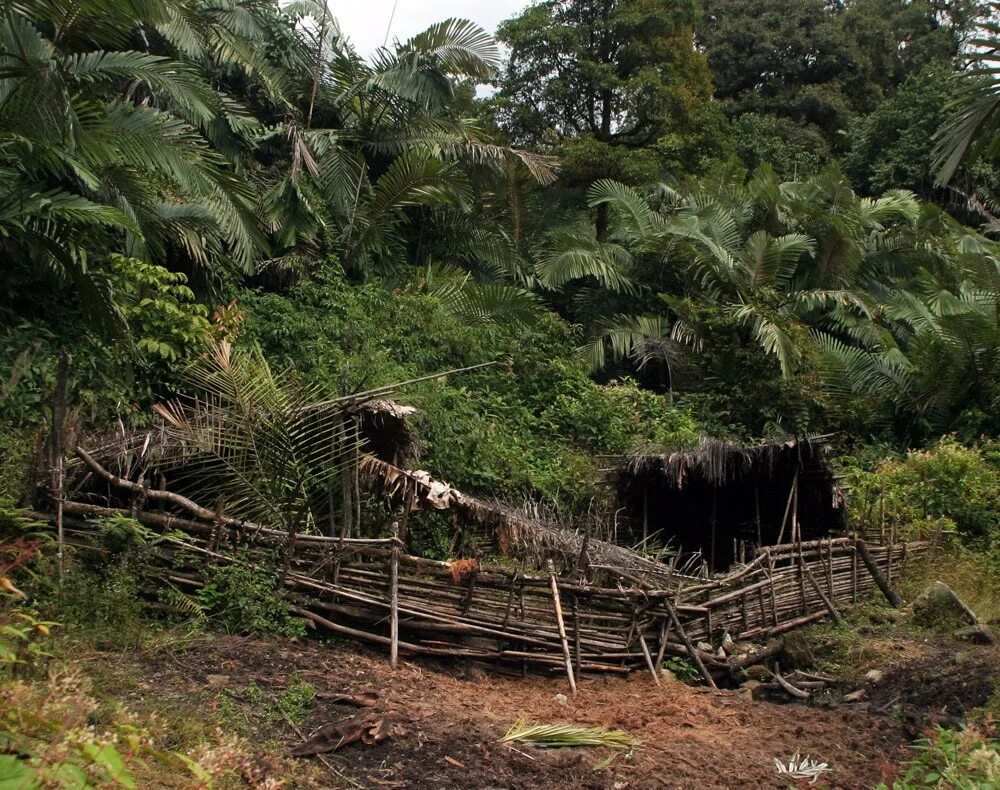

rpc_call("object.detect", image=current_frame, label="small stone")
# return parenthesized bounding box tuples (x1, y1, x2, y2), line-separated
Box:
(660, 669, 679, 683)
(205, 674, 229, 688)
(553, 693, 568, 706)
(697, 641, 713, 653)
(743, 664, 773, 682)
(716, 647, 727, 659)
(864, 669, 884, 684)
(843, 689, 867, 702)
(954, 624, 996, 645)
(721, 632, 735, 654)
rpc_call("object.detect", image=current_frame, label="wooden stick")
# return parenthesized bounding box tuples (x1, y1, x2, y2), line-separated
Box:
(546, 560, 577, 695)
(638, 632, 660, 686)
(774, 665, 810, 699)
(662, 598, 716, 689)
(389, 522, 399, 669)
(855, 540, 902, 607)
(801, 558, 844, 626)
(51, 349, 70, 585)
(775, 470, 798, 545)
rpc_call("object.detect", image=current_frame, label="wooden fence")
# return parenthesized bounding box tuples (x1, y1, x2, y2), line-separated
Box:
(44, 494, 928, 688)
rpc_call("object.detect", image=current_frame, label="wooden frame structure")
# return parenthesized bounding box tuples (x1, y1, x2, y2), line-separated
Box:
(32, 445, 926, 691)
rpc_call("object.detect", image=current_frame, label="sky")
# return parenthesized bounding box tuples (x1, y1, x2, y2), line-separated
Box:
(332, 1, 532, 57)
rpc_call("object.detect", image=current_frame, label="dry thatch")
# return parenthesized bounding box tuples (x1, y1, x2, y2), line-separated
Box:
(611, 435, 835, 490)
(359, 456, 677, 586)
(610, 436, 844, 573)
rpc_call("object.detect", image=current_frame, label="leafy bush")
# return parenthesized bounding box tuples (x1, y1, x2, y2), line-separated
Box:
(196, 551, 305, 638)
(841, 437, 1000, 544)
(881, 726, 1000, 789)
(236, 262, 701, 511)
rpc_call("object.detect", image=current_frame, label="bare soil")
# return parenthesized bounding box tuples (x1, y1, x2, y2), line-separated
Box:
(79, 634, 921, 789)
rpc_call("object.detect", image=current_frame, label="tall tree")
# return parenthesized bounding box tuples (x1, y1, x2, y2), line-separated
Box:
(699, 0, 989, 158)
(493, 0, 715, 232)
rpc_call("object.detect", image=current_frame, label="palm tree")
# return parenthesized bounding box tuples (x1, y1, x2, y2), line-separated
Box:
(934, 4, 1000, 184)
(0, 0, 275, 325)
(154, 341, 366, 566)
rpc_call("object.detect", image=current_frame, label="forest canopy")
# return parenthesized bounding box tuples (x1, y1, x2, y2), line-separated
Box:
(3, 0, 1000, 511)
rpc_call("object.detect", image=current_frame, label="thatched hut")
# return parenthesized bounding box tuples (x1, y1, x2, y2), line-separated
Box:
(610, 437, 845, 573)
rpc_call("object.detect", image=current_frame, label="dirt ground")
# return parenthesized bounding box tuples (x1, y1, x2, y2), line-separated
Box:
(77, 633, 929, 790)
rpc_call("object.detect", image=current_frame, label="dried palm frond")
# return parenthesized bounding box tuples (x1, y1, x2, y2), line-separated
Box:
(500, 719, 640, 750)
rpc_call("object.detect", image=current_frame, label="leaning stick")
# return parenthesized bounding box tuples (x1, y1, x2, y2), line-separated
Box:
(662, 598, 716, 689)
(801, 558, 843, 626)
(854, 539, 902, 607)
(773, 664, 810, 700)
(389, 522, 400, 669)
(638, 632, 660, 686)
(546, 560, 577, 695)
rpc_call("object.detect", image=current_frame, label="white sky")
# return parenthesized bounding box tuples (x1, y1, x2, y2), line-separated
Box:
(332, 0, 532, 57)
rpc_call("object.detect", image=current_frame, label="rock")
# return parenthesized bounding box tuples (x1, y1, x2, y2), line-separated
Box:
(660, 669, 679, 684)
(553, 693, 569, 706)
(911, 581, 980, 630)
(716, 647, 727, 659)
(205, 674, 229, 688)
(779, 633, 815, 669)
(721, 632, 735, 655)
(843, 689, 867, 703)
(954, 624, 996, 645)
(864, 669, 884, 684)
(697, 641, 713, 654)
(743, 664, 773, 682)
(740, 680, 763, 700)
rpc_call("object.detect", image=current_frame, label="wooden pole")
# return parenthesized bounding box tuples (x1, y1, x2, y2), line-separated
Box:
(638, 632, 661, 686)
(855, 540, 902, 607)
(791, 474, 800, 544)
(776, 470, 798, 545)
(50, 349, 69, 586)
(546, 560, 577, 695)
(662, 598, 716, 689)
(389, 522, 399, 669)
(801, 557, 844, 626)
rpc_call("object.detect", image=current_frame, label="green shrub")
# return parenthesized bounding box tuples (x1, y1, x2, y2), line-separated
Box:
(841, 437, 1000, 544)
(196, 551, 305, 638)
(236, 262, 700, 512)
(880, 726, 1000, 789)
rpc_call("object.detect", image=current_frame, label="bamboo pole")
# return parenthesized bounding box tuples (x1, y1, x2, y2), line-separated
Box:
(801, 557, 844, 626)
(389, 522, 399, 669)
(775, 470, 798, 545)
(51, 349, 69, 585)
(546, 560, 577, 695)
(638, 632, 660, 686)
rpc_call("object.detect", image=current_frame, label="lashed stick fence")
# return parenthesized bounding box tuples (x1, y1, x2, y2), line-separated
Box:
(42, 506, 926, 687)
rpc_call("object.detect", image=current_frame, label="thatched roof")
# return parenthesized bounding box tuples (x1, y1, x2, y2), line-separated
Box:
(611, 435, 835, 490)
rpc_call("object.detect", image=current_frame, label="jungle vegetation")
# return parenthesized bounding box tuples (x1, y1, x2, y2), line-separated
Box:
(2, 0, 1000, 513)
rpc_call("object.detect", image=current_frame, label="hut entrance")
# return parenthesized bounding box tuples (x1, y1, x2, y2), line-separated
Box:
(611, 438, 844, 574)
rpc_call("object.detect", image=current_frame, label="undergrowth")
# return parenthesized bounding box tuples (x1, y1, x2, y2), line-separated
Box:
(881, 726, 1000, 789)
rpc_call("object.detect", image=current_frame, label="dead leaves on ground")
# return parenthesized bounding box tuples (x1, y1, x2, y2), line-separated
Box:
(288, 716, 404, 756)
